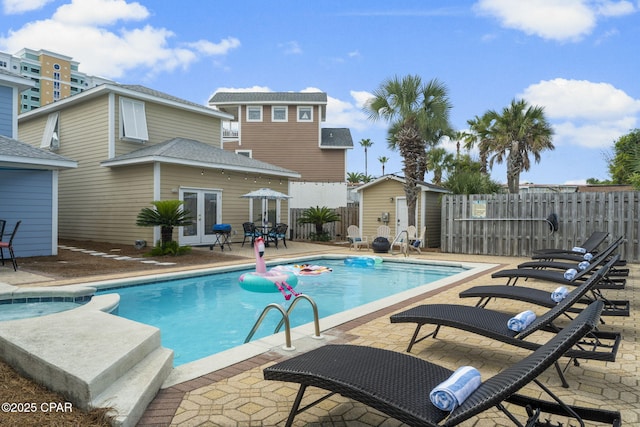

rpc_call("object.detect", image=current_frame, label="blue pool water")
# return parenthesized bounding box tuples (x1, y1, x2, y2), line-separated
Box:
(98, 258, 465, 365)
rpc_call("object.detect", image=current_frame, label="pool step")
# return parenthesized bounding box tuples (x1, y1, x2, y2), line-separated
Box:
(0, 304, 173, 427)
(92, 347, 174, 427)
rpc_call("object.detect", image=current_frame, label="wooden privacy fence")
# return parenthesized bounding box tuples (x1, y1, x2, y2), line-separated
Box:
(441, 192, 640, 262)
(289, 206, 359, 241)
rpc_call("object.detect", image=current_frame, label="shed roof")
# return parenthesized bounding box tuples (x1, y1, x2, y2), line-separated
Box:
(355, 174, 450, 193)
(0, 135, 77, 169)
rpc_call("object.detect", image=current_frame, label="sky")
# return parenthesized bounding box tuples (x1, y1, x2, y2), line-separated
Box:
(2, 0, 639, 185)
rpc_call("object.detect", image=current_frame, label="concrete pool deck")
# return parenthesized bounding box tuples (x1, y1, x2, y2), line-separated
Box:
(1, 242, 638, 425)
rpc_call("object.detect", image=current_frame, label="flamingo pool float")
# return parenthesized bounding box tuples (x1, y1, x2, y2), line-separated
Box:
(238, 237, 299, 300)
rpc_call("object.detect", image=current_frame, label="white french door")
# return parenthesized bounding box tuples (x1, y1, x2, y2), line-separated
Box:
(179, 189, 222, 246)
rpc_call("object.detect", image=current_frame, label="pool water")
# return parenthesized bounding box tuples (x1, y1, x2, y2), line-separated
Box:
(98, 258, 465, 365)
(0, 301, 83, 322)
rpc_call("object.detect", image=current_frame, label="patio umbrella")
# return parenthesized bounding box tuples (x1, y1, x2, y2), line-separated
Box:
(241, 188, 292, 227)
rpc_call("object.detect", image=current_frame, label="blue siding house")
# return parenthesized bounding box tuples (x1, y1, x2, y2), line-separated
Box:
(0, 69, 76, 259)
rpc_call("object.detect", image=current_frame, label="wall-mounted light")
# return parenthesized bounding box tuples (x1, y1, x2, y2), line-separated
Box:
(390, 197, 394, 203)
(201, 169, 205, 176)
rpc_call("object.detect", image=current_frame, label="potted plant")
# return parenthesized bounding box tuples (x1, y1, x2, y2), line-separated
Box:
(297, 206, 340, 241)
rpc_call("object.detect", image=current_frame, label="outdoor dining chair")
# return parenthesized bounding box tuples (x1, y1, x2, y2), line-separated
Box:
(241, 222, 261, 247)
(0, 220, 21, 271)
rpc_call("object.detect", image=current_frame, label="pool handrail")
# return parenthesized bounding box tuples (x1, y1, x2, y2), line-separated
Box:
(274, 294, 322, 340)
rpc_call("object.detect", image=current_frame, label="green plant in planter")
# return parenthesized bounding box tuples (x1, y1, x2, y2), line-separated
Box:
(297, 206, 340, 241)
(147, 240, 192, 256)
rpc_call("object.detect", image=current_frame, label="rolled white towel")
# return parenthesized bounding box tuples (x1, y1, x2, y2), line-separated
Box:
(578, 261, 590, 271)
(572, 246, 586, 254)
(429, 366, 482, 411)
(551, 286, 569, 303)
(508, 310, 536, 332)
(564, 268, 578, 280)
(583, 252, 593, 261)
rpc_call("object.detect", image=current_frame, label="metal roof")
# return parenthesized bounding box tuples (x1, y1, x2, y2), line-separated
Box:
(100, 137, 301, 178)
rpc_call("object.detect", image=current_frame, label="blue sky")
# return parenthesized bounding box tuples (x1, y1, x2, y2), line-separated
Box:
(2, 0, 639, 185)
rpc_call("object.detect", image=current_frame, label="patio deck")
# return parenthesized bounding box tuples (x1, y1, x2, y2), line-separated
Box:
(1, 240, 638, 426)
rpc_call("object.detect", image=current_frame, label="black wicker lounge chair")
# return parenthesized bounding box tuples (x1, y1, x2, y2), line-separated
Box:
(389, 264, 621, 388)
(532, 231, 609, 256)
(492, 236, 626, 290)
(460, 255, 629, 318)
(264, 301, 621, 427)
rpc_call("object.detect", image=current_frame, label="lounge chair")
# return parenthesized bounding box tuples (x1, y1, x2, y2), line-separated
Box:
(264, 302, 621, 427)
(346, 225, 369, 250)
(459, 255, 629, 318)
(389, 264, 621, 388)
(532, 231, 609, 256)
(491, 236, 626, 290)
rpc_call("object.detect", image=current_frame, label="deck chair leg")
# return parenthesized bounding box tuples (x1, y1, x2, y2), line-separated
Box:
(285, 385, 307, 427)
(553, 361, 570, 388)
(406, 324, 440, 353)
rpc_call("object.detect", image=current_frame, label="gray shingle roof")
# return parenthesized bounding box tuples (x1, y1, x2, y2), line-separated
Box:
(321, 128, 353, 148)
(100, 137, 300, 177)
(0, 135, 77, 168)
(118, 84, 212, 111)
(209, 92, 327, 105)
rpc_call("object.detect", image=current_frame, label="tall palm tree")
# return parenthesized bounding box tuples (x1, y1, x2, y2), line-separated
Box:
(426, 147, 454, 185)
(463, 113, 494, 174)
(364, 75, 452, 227)
(378, 156, 389, 175)
(486, 99, 555, 193)
(359, 138, 374, 176)
(346, 171, 364, 183)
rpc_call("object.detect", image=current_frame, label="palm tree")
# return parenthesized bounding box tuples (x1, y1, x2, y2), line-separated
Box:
(136, 200, 192, 246)
(486, 99, 554, 193)
(359, 138, 374, 176)
(346, 171, 364, 184)
(426, 147, 454, 185)
(297, 206, 340, 240)
(364, 75, 453, 227)
(463, 113, 494, 174)
(378, 156, 389, 175)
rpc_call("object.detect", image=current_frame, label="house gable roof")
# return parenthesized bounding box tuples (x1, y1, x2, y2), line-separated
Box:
(100, 137, 301, 178)
(355, 174, 450, 193)
(19, 83, 233, 121)
(0, 135, 77, 169)
(321, 128, 353, 149)
(208, 92, 327, 105)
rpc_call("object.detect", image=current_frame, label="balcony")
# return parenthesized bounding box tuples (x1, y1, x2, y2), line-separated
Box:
(222, 121, 239, 140)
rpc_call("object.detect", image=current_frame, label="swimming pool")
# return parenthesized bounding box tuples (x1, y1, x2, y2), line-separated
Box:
(97, 257, 467, 366)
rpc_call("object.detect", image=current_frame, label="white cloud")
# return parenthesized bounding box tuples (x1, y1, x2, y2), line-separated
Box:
(595, 0, 636, 17)
(278, 41, 302, 55)
(475, 0, 596, 41)
(3, 0, 53, 14)
(519, 78, 640, 148)
(0, 0, 240, 79)
(521, 78, 640, 120)
(52, 0, 148, 25)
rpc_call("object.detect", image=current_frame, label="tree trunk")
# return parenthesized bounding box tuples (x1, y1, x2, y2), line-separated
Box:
(161, 226, 174, 245)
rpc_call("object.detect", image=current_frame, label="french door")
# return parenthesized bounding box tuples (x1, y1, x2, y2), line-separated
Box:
(179, 189, 221, 246)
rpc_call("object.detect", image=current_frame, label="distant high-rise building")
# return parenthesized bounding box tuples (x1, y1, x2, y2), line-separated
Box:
(0, 48, 112, 112)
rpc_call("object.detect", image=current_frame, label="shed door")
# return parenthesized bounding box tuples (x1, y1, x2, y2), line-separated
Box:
(396, 197, 408, 236)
